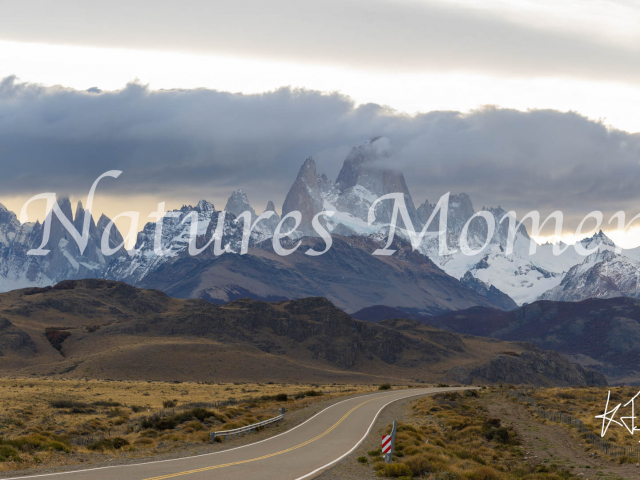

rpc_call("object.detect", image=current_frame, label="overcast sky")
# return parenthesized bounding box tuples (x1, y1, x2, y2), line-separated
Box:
(1, 0, 639, 244)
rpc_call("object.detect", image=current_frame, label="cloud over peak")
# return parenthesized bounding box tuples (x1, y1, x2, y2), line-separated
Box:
(1, 76, 639, 225)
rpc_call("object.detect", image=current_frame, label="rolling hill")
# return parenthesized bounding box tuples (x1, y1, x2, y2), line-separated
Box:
(405, 297, 640, 383)
(0, 279, 604, 386)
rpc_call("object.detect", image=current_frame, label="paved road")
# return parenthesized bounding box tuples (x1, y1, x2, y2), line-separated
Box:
(8, 387, 472, 480)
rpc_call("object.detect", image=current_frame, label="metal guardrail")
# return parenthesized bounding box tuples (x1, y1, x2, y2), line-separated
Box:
(210, 408, 285, 442)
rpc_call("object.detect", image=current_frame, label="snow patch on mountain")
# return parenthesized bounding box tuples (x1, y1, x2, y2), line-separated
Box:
(540, 250, 640, 302)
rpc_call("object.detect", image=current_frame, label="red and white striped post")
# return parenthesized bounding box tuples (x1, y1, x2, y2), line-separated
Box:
(382, 420, 397, 463)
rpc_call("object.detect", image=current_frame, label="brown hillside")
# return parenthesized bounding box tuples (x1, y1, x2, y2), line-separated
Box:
(0, 280, 603, 386)
(422, 297, 640, 382)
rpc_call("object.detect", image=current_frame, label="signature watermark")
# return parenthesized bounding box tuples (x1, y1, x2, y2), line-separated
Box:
(19, 170, 640, 258)
(596, 391, 640, 439)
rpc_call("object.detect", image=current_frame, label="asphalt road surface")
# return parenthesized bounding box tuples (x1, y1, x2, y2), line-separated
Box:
(8, 387, 473, 480)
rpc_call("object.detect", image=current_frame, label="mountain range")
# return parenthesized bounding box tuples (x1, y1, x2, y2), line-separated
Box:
(355, 296, 640, 384)
(0, 279, 606, 386)
(2, 137, 640, 314)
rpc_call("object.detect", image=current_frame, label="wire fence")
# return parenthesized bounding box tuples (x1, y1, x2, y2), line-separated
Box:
(509, 390, 640, 460)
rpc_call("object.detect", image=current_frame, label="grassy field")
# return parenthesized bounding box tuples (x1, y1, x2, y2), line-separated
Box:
(515, 386, 640, 450)
(3, 381, 633, 478)
(0, 377, 375, 472)
(363, 388, 581, 479)
(359, 386, 640, 479)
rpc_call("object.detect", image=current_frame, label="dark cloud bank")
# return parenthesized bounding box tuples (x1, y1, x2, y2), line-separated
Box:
(1, 75, 639, 224)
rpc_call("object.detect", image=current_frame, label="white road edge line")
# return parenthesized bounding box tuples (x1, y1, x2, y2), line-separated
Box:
(1, 389, 394, 480)
(294, 387, 473, 480)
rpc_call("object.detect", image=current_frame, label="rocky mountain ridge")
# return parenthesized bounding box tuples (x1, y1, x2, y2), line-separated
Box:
(540, 249, 640, 302)
(416, 296, 640, 383)
(0, 279, 605, 386)
(1, 138, 639, 310)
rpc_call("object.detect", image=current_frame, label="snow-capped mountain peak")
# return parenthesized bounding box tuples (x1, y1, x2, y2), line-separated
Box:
(540, 249, 640, 302)
(281, 157, 325, 233)
(580, 229, 616, 249)
(196, 199, 216, 214)
(225, 189, 256, 220)
(2, 143, 640, 310)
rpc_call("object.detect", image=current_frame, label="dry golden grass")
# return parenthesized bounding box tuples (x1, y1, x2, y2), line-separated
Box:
(515, 386, 640, 450)
(368, 389, 579, 479)
(0, 377, 375, 472)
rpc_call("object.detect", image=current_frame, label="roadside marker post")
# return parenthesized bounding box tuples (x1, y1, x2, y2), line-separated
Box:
(382, 435, 392, 456)
(382, 420, 397, 463)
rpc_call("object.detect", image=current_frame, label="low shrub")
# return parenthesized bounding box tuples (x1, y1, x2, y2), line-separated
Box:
(465, 465, 504, 480)
(185, 421, 205, 431)
(556, 392, 576, 400)
(0, 445, 21, 462)
(379, 383, 392, 390)
(88, 437, 129, 451)
(141, 407, 227, 432)
(107, 408, 125, 418)
(49, 399, 88, 409)
(403, 453, 434, 476)
(377, 462, 413, 477)
(302, 390, 323, 397)
(486, 418, 501, 428)
(92, 401, 122, 407)
(2, 435, 70, 454)
(482, 424, 519, 445)
(133, 437, 154, 445)
(177, 408, 226, 423)
(452, 450, 486, 465)
(533, 464, 575, 478)
(618, 455, 637, 464)
(260, 393, 289, 402)
(140, 415, 178, 431)
(293, 390, 323, 399)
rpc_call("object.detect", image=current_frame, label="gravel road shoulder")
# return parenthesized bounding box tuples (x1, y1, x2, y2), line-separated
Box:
(314, 394, 422, 480)
(487, 393, 638, 480)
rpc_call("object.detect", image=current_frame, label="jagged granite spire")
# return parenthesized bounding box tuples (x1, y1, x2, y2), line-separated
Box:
(334, 138, 419, 227)
(95, 213, 127, 259)
(73, 200, 96, 235)
(265, 200, 277, 213)
(281, 157, 324, 234)
(262, 200, 281, 232)
(225, 189, 256, 220)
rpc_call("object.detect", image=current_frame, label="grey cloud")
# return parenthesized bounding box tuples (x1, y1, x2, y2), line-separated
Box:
(1, 76, 640, 229)
(1, 0, 639, 84)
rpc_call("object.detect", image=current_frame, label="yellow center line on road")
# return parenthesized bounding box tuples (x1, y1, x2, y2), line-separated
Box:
(142, 394, 391, 480)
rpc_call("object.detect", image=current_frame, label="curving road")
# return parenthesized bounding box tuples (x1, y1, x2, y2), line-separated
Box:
(8, 387, 473, 480)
